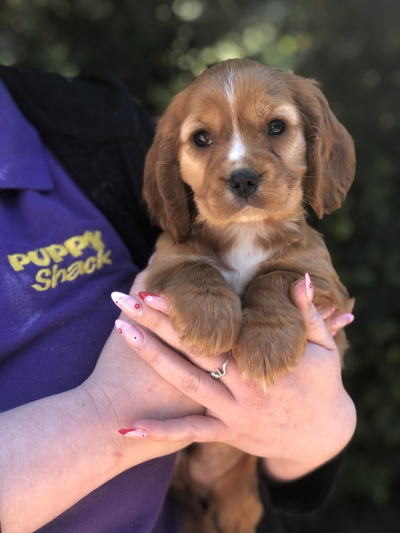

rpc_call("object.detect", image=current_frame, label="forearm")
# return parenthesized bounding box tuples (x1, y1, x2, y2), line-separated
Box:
(0, 330, 197, 533)
(0, 387, 124, 532)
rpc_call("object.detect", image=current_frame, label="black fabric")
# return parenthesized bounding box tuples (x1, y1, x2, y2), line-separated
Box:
(0, 65, 160, 269)
(257, 453, 343, 531)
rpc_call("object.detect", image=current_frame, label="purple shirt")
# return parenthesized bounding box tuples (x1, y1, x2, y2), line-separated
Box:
(0, 81, 177, 532)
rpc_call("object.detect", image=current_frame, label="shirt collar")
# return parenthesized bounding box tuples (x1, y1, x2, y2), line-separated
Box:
(0, 80, 53, 191)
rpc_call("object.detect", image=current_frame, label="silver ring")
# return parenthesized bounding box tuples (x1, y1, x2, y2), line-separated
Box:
(208, 352, 231, 379)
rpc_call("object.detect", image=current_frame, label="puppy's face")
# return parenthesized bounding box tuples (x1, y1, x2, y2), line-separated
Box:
(144, 59, 355, 242)
(178, 68, 307, 226)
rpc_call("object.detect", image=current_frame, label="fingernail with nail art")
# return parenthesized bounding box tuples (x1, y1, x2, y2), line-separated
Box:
(118, 428, 148, 438)
(111, 292, 143, 317)
(305, 273, 314, 303)
(138, 292, 169, 312)
(115, 320, 144, 347)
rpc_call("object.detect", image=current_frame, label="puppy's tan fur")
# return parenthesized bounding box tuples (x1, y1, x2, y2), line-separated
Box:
(143, 59, 355, 532)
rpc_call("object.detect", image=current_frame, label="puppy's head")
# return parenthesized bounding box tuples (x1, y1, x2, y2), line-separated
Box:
(143, 59, 355, 242)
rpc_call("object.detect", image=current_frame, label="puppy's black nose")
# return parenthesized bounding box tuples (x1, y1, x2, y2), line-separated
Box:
(227, 169, 261, 198)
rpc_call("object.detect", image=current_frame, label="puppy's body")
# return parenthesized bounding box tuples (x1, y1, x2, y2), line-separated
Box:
(145, 214, 352, 381)
(143, 59, 355, 532)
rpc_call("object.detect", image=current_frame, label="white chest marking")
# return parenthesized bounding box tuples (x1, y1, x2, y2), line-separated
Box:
(219, 231, 271, 293)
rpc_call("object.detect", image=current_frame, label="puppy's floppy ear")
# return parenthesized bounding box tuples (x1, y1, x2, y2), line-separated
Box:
(291, 77, 356, 219)
(143, 105, 191, 243)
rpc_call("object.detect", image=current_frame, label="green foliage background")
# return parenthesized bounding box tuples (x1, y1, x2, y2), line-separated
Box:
(1, 0, 399, 530)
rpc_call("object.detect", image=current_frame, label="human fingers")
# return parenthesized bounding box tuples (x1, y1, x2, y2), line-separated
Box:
(291, 274, 336, 350)
(118, 415, 226, 443)
(130, 267, 170, 313)
(111, 292, 231, 369)
(324, 313, 355, 337)
(115, 320, 234, 409)
(306, 289, 354, 337)
(113, 281, 237, 371)
(137, 292, 170, 314)
(316, 304, 336, 320)
(111, 291, 181, 351)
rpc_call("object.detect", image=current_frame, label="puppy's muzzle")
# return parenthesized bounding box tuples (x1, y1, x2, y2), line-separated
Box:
(227, 169, 261, 199)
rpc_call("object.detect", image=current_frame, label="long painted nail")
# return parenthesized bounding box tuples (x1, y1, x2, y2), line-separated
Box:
(333, 313, 355, 328)
(118, 428, 148, 438)
(115, 320, 144, 347)
(111, 292, 142, 317)
(305, 273, 314, 304)
(138, 292, 169, 312)
(138, 291, 159, 301)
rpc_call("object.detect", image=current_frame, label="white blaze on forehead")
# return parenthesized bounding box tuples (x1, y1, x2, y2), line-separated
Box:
(223, 67, 237, 104)
(229, 130, 246, 162)
(224, 68, 247, 164)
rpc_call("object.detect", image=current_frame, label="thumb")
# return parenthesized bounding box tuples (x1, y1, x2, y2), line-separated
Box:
(291, 274, 336, 351)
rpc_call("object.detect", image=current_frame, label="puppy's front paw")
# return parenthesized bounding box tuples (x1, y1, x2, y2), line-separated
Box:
(234, 305, 306, 385)
(164, 284, 242, 357)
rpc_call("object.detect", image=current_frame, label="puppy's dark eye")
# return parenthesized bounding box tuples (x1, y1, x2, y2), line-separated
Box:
(194, 131, 213, 147)
(267, 120, 286, 136)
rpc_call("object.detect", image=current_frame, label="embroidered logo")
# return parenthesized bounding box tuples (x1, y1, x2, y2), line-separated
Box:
(7, 230, 113, 291)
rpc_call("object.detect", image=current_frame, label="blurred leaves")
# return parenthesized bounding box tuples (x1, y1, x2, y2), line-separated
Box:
(0, 0, 319, 110)
(1, 0, 400, 528)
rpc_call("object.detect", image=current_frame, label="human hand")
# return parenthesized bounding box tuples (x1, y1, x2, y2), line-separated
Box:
(0, 270, 206, 533)
(115, 275, 356, 480)
(82, 270, 203, 468)
(0, 270, 209, 532)
(316, 302, 354, 337)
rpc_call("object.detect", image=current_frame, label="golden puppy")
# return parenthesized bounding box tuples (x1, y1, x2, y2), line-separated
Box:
(143, 59, 355, 532)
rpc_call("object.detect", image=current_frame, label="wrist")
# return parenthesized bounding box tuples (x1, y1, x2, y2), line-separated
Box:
(262, 389, 356, 482)
(82, 331, 204, 469)
(78, 380, 132, 473)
